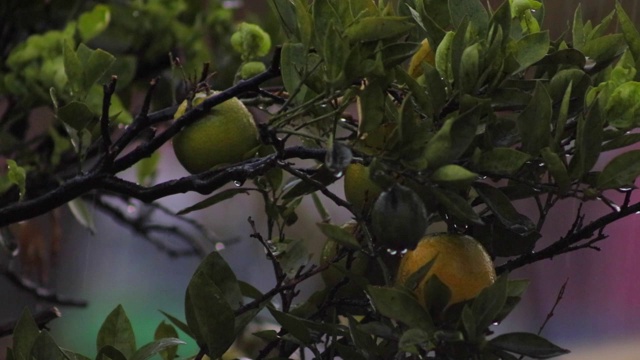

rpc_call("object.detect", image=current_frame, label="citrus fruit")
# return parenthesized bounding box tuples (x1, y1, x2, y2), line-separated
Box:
(240, 61, 266, 79)
(320, 221, 369, 295)
(396, 233, 496, 306)
(371, 184, 428, 251)
(230, 22, 271, 60)
(343, 163, 383, 214)
(172, 92, 259, 174)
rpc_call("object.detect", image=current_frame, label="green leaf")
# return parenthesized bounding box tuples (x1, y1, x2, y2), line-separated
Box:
(367, 286, 434, 332)
(420, 62, 448, 116)
(273, 238, 309, 277)
(344, 17, 414, 43)
(422, 275, 452, 315)
(597, 150, 640, 189)
(177, 188, 251, 215)
(270, 0, 298, 39)
(84, 48, 116, 90)
(398, 328, 432, 354)
(569, 102, 604, 179)
(67, 198, 95, 233)
(63, 40, 84, 96)
(490, 332, 570, 358)
(97, 305, 136, 358)
(13, 308, 40, 359)
(430, 164, 478, 187)
(357, 80, 386, 134)
(323, 22, 348, 86)
(158, 311, 193, 339)
(540, 147, 570, 194)
(435, 31, 455, 83)
(30, 332, 67, 360)
(193, 251, 243, 310)
(185, 271, 235, 358)
(291, 0, 313, 45)
(57, 101, 96, 131)
(6, 159, 26, 200)
(282, 166, 339, 200)
(472, 274, 508, 331)
(474, 148, 531, 175)
(602, 133, 640, 151)
(347, 317, 377, 357)
(605, 81, 640, 129)
(432, 187, 483, 225)
(448, 0, 488, 35)
(96, 345, 127, 360)
(572, 4, 585, 50)
(509, 31, 550, 73)
(517, 82, 551, 155)
(317, 222, 360, 249)
(268, 307, 312, 345)
(422, 106, 480, 170)
(474, 183, 535, 235)
(459, 43, 481, 94)
(154, 322, 179, 360)
(616, 1, 640, 77)
(62, 350, 92, 360)
(130, 338, 185, 360)
(136, 151, 160, 186)
(77, 5, 111, 42)
(582, 34, 626, 64)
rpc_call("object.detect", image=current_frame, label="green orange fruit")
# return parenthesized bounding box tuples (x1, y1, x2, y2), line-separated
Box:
(172, 92, 259, 174)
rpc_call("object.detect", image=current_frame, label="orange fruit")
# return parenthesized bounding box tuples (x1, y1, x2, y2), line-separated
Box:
(172, 92, 259, 174)
(396, 233, 496, 306)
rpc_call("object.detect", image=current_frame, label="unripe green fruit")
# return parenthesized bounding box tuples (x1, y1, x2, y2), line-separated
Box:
(240, 61, 266, 79)
(172, 92, 259, 174)
(371, 184, 428, 250)
(320, 221, 369, 297)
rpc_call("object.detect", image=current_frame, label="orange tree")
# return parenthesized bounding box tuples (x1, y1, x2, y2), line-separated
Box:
(3, 0, 640, 359)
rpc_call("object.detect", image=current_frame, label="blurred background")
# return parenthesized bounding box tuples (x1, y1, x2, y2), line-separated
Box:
(2, 0, 640, 359)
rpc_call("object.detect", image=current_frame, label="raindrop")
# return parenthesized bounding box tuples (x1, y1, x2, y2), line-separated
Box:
(618, 187, 634, 192)
(530, 9, 536, 13)
(387, 249, 398, 256)
(215, 242, 226, 251)
(334, 171, 344, 178)
(400, 248, 408, 255)
(492, 322, 500, 326)
(233, 180, 244, 187)
(126, 205, 137, 214)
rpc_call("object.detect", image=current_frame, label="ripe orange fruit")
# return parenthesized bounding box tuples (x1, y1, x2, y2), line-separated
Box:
(396, 234, 496, 306)
(172, 92, 259, 174)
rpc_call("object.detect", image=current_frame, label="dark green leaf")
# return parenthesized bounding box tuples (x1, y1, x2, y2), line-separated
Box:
(459, 43, 481, 94)
(176, 188, 251, 215)
(537, 48, 586, 69)
(569, 102, 604, 179)
(344, 17, 414, 43)
(291, 0, 312, 44)
(449, 0, 488, 34)
(432, 187, 483, 225)
(435, 31, 455, 83)
(6, 160, 26, 200)
(130, 338, 185, 360)
(540, 147, 570, 194)
(582, 34, 626, 63)
(367, 286, 434, 332)
(159, 311, 193, 339)
(13, 308, 40, 359)
(475, 183, 535, 235)
(517, 82, 551, 155)
(510, 31, 550, 73)
(62, 350, 91, 360)
(193, 251, 243, 310)
(268, 307, 312, 345)
(472, 274, 508, 331)
(282, 166, 339, 200)
(96, 345, 127, 360)
(185, 271, 235, 358)
(402, 256, 437, 291)
(348, 317, 377, 356)
(357, 80, 386, 134)
(490, 332, 570, 358)
(548, 69, 590, 106)
(572, 4, 585, 50)
(421, 62, 448, 116)
(57, 101, 96, 131)
(317, 222, 360, 249)
(474, 148, 531, 175)
(97, 305, 136, 358)
(597, 150, 640, 189)
(602, 133, 640, 151)
(422, 275, 452, 316)
(154, 322, 179, 360)
(461, 306, 476, 341)
(269, 0, 298, 39)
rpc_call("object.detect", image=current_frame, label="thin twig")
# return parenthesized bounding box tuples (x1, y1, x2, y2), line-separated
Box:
(101, 76, 118, 156)
(537, 279, 568, 335)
